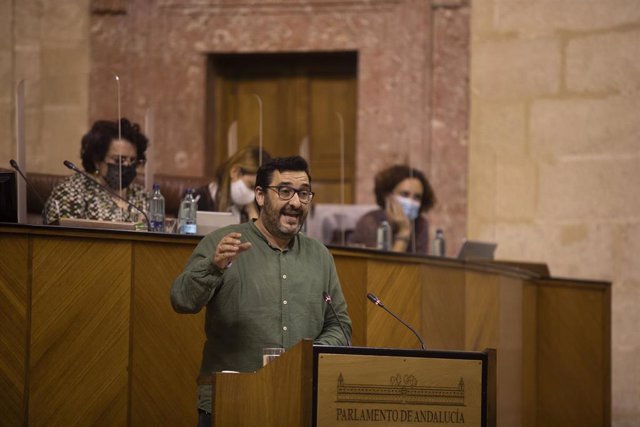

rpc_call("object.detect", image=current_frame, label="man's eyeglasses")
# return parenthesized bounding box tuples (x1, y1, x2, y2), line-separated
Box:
(266, 186, 314, 203)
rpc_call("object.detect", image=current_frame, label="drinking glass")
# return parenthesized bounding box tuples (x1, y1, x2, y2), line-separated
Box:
(164, 218, 177, 233)
(262, 347, 285, 366)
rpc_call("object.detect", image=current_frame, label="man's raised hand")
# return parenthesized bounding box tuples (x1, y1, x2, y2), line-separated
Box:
(212, 232, 252, 270)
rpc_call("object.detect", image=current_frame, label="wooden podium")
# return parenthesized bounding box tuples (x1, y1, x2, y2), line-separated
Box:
(211, 340, 496, 427)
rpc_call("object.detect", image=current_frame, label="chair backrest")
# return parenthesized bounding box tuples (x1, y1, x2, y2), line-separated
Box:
(306, 203, 378, 245)
(152, 174, 212, 218)
(24, 172, 212, 224)
(0, 169, 18, 222)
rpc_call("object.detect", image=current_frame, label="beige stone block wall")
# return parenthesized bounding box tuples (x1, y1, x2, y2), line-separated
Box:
(470, 0, 640, 425)
(1, 0, 89, 175)
(0, 0, 14, 165)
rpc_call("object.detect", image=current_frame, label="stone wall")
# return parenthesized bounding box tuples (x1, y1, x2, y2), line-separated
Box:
(2, 0, 470, 256)
(469, 0, 640, 425)
(87, 0, 469, 254)
(0, 0, 12, 164)
(91, 0, 439, 180)
(430, 1, 470, 254)
(1, 0, 90, 175)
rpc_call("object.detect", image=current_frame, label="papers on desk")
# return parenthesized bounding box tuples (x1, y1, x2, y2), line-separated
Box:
(56, 217, 138, 231)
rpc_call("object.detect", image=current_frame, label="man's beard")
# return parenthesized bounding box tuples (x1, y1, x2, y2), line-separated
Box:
(261, 195, 307, 240)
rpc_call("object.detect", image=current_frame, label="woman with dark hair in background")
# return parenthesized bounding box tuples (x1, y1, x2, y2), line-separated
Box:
(349, 164, 436, 253)
(193, 145, 270, 222)
(43, 118, 149, 224)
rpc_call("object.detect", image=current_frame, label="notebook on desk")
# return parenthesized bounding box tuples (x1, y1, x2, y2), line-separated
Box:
(457, 239, 497, 260)
(196, 211, 238, 235)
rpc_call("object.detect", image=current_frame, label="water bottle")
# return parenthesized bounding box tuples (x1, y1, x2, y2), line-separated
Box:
(178, 188, 197, 235)
(149, 184, 165, 232)
(376, 220, 392, 251)
(432, 228, 446, 256)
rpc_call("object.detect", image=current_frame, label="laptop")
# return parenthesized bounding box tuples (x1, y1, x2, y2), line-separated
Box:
(196, 211, 239, 235)
(457, 239, 497, 260)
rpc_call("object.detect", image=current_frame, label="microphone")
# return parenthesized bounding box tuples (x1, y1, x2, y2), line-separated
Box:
(366, 292, 426, 350)
(63, 160, 150, 229)
(10, 159, 47, 223)
(322, 291, 352, 347)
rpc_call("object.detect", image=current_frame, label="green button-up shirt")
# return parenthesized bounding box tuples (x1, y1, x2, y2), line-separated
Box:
(170, 220, 352, 411)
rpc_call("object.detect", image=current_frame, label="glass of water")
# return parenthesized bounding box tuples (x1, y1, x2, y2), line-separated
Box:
(262, 347, 285, 366)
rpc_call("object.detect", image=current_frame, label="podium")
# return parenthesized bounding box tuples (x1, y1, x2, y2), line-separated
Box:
(210, 340, 496, 427)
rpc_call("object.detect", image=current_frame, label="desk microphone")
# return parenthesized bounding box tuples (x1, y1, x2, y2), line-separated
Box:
(10, 159, 47, 223)
(63, 160, 150, 229)
(322, 291, 352, 347)
(366, 292, 426, 350)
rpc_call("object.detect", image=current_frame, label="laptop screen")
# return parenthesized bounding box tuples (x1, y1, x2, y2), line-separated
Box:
(196, 211, 239, 235)
(457, 240, 497, 260)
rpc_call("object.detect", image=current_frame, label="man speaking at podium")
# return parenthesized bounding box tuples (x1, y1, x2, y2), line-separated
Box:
(171, 156, 352, 425)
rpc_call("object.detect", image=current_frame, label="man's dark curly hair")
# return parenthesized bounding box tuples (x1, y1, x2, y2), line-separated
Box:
(255, 156, 311, 190)
(80, 118, 148, 172)
(374, 165, 436, 213)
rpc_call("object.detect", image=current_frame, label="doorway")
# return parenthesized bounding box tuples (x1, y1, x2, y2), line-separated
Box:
(206, 52, 357, 203)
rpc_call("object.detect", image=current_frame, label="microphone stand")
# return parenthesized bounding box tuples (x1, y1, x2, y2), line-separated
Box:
(322, 291, 352, 346)
(10, 159, 47, 224)
(63, 160, 150, 230)
(367, 293, 426, 350)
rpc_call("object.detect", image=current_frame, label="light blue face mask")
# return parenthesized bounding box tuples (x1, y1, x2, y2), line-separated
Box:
(394, 195, 421, 220)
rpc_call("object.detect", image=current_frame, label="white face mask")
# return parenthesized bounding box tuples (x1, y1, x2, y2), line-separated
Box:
(230, 179, 255, 206)
(394, 195, 421, 220)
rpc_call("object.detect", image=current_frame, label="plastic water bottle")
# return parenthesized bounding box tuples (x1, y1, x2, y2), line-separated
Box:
(178, 189, 197, 235)
(149, 184, 165, 232)
(376, 220, 392, 251)
(432, 228, 446, 256)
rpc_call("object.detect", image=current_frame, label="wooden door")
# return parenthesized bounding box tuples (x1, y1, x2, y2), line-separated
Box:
(207, 52, 357, 204)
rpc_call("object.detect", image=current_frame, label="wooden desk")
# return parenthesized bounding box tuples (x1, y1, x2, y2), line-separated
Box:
(0, 224, 610, 426)
(330, 247, 611, 427)
(1, 224, 203, 426)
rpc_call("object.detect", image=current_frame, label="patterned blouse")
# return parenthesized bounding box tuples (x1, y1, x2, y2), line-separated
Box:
(43, 173, 148, 224)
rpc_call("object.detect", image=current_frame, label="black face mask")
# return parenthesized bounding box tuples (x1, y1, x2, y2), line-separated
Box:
(103, 163, 137, 190)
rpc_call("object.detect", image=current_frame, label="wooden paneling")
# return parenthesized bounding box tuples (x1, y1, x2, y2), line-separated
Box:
(496, 274, 525, 427)
(333, 257, 367, 346)
(536, 280, 611, 427)
(422, 264, 466, 350)
(0, 235, 29, 426)
(308, 76, 357, 178)
(464, 271, 500, 350)
(310, 182, 354, 205)
(210, 53, 357, 203)
(366, 260, 424, 349)
(462, 272, 526, 427)
(29, 236, 131, 426)
(235, 78, 291, 152)
(212, 339, 313, 427)
(522, 283, 538, 427)
(130, 242, 204, 426)
(1, 226, 610, 426)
